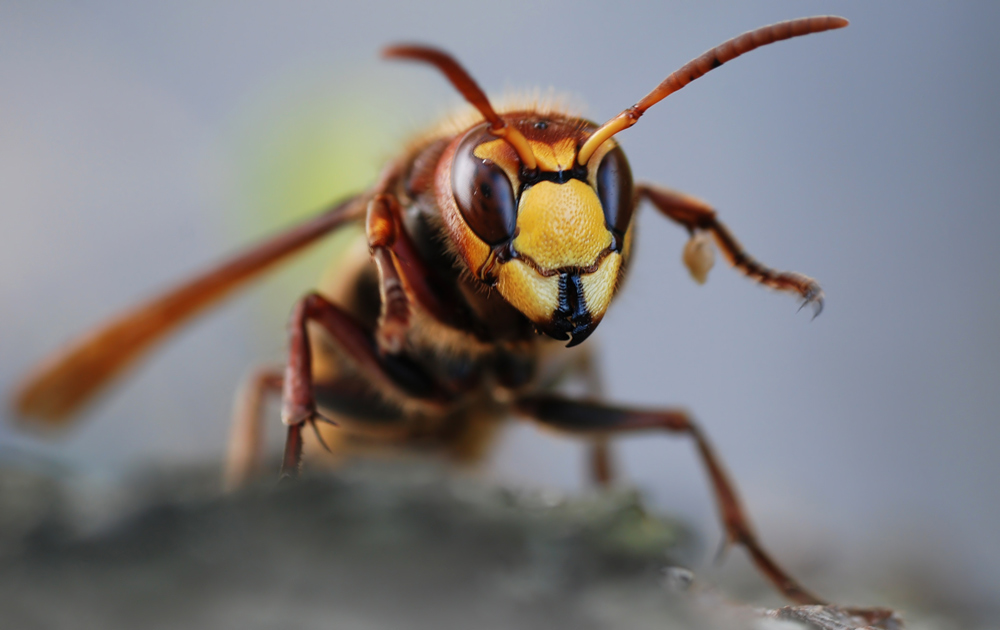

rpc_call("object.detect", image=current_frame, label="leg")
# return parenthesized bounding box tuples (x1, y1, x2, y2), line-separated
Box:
(576, 348, 616, 487)
(366, 194, 412, 354)
(280, 292, 450, 478)
(589, 437, 614, 487)
(514, 393, 823, 605)
(637, 183, 824, 315)
(534, 345, 616, 487)
(223, 366, 283, 491)
(278, 193, 494, 478)
(367, 193, 491, 350)
(226, 363, 425, 486)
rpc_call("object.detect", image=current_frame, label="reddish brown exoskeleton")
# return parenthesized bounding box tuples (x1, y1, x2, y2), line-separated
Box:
(14, 16, 883, 614)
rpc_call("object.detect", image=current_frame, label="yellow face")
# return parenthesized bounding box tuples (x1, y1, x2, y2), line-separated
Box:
(439, 114, 635, 346)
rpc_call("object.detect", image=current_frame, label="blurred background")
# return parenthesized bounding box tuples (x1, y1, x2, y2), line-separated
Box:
(2, 0, 998, 616)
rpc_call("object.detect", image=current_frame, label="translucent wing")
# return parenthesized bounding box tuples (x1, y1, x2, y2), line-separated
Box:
(14, 195, 366, 425)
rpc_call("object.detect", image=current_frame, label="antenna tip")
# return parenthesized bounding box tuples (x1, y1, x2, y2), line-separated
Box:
(828, 16, 850, 29)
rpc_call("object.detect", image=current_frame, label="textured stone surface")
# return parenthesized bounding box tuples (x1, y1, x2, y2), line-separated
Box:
(0, 462, 982, 630)
(0, 462, 710, 630)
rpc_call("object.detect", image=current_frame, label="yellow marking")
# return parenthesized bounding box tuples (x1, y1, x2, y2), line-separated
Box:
(476, 137, 579, 173)
(528, 142, 558, 171)
(621, 220, 634, 259)
(553, 138, 578, 168)
(514, 180, 611, 270)
(579, 252, 621, 318)
(584, 138, 619, 186)
(497, 259, 560, 323)
(527, 138, 577, 172)
(473, 139, 519, 187)
(473, 138, 512, 164)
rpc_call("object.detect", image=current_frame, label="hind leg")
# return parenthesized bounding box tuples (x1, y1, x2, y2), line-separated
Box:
(515, 393, 823, 605)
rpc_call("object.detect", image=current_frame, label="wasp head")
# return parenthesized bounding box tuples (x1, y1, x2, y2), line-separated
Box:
(438, 114, 635, 347)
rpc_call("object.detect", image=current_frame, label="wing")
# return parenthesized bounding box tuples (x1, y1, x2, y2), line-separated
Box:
(13, 194, 367, 425)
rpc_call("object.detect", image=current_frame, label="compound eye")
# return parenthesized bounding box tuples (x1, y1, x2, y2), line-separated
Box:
(596, 145, 634, 242)
(452, 128, 518, 246)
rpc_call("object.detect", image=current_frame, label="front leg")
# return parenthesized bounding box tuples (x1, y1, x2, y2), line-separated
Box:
(367, 193, 490, 351)
(637, 183, 824, 316)
(280, 292, 449, 478)
(366, 194, 413, 354)
(514, 393, 823, 605)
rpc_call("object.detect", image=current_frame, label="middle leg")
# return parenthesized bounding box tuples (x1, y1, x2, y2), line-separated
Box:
(224, 365, 284, 490)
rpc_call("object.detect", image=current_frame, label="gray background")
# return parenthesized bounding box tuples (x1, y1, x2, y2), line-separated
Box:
(2, 1, 998, 609)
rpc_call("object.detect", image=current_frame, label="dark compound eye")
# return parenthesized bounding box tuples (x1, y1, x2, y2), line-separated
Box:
(595, 145, 634, 246)
(452, 127, 518, 246)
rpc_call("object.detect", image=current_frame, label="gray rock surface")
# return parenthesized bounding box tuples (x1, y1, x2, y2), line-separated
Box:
(0, 462, 976, 629)
(0, 462, 707, 629)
